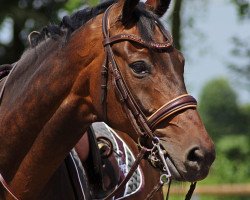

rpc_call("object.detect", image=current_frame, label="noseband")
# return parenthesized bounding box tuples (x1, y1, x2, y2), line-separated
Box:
(101, 5, 197, 200)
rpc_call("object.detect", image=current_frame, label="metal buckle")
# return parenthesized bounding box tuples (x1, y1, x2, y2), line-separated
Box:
(160, 174, 170, 185)
(152, 137, 171, 179)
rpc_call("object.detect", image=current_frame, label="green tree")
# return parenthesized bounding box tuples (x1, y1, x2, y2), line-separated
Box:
(199, 78, 244, 140)
(202, 135, 250, 200)
(215, 135, 250, 183)
(199, 78, 250, 199)
(229, 37, 250, 88)
(231, 0, 250, 20)
(171, 0, 183, 51)
(240, 103, 250, 134)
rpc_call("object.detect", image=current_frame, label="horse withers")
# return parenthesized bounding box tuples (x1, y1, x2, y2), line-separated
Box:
(0, 0, 215, 199)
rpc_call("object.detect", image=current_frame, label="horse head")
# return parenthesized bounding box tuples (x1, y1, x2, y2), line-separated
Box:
(88, 0, 215, 182)
(0, 0, 215, 199)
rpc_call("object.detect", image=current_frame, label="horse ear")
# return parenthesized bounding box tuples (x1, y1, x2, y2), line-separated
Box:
(117, 0, 140, 24)
(145, 0, 171, 17)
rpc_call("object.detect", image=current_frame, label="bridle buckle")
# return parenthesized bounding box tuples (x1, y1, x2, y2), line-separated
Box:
(152, 137, 172, 178)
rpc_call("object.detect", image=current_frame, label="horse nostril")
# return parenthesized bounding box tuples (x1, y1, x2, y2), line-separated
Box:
(186, 147, 205, 170)
(184, 145, 215, 181)
(187, 147, 204, 162)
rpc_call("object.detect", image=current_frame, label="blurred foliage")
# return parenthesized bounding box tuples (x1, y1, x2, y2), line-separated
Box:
(225, 3, 250, 195)
(64, 0, 84, 12)
(240, 104, 250, 132)
(0, 0, 98, 64)
(64, 0, 99, 12)
(0, 0, 69, 64)
(231, 0, 250, 19)
(171, 0, 183, 50)
(230, 37, 250, 88)
(230, 0, 250, 89)
(199, 78, 248, 140)
(210, 135, 250, 183)
(198, 77, 250, 199)
(196, 135, 250, 199)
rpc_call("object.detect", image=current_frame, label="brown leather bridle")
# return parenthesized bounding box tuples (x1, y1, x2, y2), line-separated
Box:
(101, 5, 198, 200)
(101, 5, 197, 142)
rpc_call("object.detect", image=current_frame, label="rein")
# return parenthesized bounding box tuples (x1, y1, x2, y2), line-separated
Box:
(0, 62, 18, 103)
(0, 174, 19, 200)
(0, 63, 20, 200)
(101, 5, 197, 200)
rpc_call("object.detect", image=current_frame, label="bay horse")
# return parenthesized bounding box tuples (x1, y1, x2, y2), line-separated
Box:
(0, 0, 215, 199)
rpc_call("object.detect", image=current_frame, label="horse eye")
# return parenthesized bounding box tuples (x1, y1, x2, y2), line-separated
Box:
(129, 61, 150, 75)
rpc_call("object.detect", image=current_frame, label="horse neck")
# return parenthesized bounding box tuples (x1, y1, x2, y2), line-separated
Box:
(1, 17, 105, 199)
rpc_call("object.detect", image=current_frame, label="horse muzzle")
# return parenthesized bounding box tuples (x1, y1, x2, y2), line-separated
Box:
(160, 135, 216, 182)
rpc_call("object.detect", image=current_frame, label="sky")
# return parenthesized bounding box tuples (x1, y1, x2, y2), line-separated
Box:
(180, 0, 250, 104)
(0, 0, 249, 103)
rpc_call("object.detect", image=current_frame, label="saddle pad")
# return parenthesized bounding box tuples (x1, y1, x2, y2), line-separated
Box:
(91, 122, 143, 199)
(65, 149, 92, 200)
(67, 122, 143, 200)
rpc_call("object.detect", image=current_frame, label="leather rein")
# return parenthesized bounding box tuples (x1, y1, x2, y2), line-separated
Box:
(101, 5, 197, 200)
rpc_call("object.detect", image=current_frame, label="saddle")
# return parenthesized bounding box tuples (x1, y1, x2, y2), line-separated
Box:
(65, 122, 143, 200)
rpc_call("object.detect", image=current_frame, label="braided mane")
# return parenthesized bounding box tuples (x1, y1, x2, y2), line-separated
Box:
(30, 0, 162, 48)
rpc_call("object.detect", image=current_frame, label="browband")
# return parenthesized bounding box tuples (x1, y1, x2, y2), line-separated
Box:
(103, 34, 172, 50)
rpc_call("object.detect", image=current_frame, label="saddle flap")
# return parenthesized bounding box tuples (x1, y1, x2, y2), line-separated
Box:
(83, 124, 120, 199)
